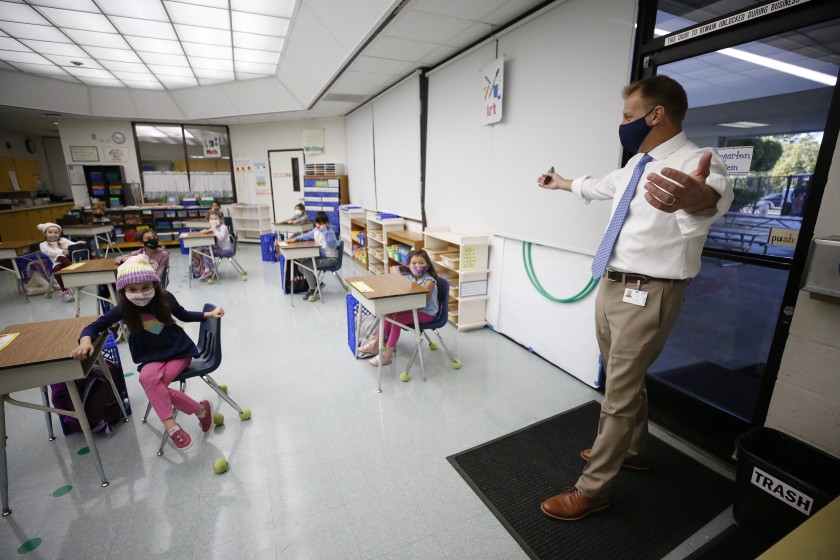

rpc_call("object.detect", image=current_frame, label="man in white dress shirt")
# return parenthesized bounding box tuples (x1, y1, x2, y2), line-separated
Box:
(536, 75, 733, 520)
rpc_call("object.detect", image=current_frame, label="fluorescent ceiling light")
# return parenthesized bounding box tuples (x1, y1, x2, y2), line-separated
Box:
(79, 76, 123, 86)
(137, 51, 189, 67)
(136, 125, 166, 137)
(64, 66, 114, 78)
(28, 0, 99, 12)
(63, 29, 130, 48)
(34, 7, 115, 33)
(156, 74, 198, 88)
(234, 48, 278, 64)
(9, 61, 65, 74)
(170, 0, 229, 9)
(0, 36, 28, 51)
(718, 121, 769, 128)
(232, 0, 296, 19)
(95, 0, 169, 21)
(160, 127, 183, 137)
(20, 39, 87, 56)
(0, 21, 72, 42)
(234, 60, 276, 74)
(146, 63, 194, 77)
(0, 49, 51, 64)
(231, 12, 288, 36)
(189, 56, 232, 71)
(193, 67, 233, 80)
(197, 76, 229, 85)
(182, 42, 231, 59)
(174, 24, 231, 46)
(0, 2, 51, 25)
(110, 17, 177, 40)
(125, 36, 184, 55)
(122, 79, 164, 89)
(232, 32, 283, 51)
(99, 60, 148, 72)
(164, 2, 229, 30)
(654, 28, 837, 87)
(44, 54, 103, 68)
(84, 46, 141, 62)
(111, 69, 154, 80)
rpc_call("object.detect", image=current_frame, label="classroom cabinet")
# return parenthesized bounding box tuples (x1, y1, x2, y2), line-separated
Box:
(84, 165, 126, 208)
(231, 203, 271, 242)
(339, 205, 366, 265)
(424, 227, 490, 332)
(303, 175, 348, 233)
(366, 213, 405, 275)
(0, 204, 74, 241)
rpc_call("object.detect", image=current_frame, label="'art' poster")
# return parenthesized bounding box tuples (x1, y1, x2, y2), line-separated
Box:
(481, 56, 504, 125)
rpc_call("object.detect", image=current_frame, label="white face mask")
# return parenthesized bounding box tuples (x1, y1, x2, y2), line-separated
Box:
(125, 289, 156, 307)
(46, 233, 60, 242)
(294, 209, 303, 216)
(209, 219, 221, 227)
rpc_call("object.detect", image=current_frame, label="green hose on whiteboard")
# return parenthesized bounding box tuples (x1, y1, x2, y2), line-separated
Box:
(522, 241, 599, 303)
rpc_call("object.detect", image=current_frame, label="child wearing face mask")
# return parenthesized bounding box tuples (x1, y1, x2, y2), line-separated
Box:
(361, 249, 440, 366)
(286, 211, 339, 301)
(37, 222, 86, 303)
(72, 255, 225, 450)
(279, 203, 309, 225)
(116, 228, 169, 282)
(193, 210, 232, 281)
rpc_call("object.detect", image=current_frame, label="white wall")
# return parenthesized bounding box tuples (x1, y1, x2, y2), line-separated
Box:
(766, 141, 840, 456)
(56, 119, 141, 184)
(229, 117, 346, 213)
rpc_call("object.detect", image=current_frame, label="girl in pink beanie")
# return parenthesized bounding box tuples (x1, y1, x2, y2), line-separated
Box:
(71, 255, 224, 451)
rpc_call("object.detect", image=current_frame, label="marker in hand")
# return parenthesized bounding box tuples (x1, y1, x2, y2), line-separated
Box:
(543, 166, 555, 186)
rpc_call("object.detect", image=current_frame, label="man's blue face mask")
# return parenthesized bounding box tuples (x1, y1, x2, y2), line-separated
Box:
(618, 106, 656, 153)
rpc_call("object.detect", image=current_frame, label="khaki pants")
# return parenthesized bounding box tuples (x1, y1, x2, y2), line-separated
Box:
(576, 275, 689, 500)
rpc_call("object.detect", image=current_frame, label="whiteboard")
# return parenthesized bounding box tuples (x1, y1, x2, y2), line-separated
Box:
(345, 103, 377, 210)
(372, 73, 422, 220)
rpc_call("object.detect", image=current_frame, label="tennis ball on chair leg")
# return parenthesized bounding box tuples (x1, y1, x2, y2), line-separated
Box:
(238, 408, 251, 421)
(213, 458, 228, 474)
(213, 412, 224, 426)
(219, 384, 228, 393)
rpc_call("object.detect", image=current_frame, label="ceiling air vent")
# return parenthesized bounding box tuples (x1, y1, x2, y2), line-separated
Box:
(322, 93, 368, 103)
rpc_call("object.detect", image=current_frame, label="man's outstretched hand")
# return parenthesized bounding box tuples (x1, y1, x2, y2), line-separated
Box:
(643, 152, 719, 213)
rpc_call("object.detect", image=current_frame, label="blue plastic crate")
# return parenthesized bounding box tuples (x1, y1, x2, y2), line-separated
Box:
(102, 332, 122, 367)
(346, 293, 373, 356)
(260, 232, 277, 262)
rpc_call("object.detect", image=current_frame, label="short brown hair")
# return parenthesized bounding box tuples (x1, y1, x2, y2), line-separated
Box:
(623, 75, 688, 124)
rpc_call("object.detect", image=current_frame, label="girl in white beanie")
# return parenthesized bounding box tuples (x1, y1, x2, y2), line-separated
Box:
(37, 222, 84, 302)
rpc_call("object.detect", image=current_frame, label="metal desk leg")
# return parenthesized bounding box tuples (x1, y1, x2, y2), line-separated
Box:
(10, 258, 30, 304)
(188, 248, 193, 287)
(97, 355, 129, 423)
(65, 380, 109, 487)
(41, 387, 55, 441)
(74, 282, 82, 317)
(35, 254, 53, 298)
(412, 309, 426, 382)
(0, 396, 10, 516)
(377, 316, 385, 393)
(290, 258, 296, 308)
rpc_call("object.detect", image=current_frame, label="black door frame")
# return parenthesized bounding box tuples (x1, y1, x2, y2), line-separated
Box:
(632, 0, 840, 460)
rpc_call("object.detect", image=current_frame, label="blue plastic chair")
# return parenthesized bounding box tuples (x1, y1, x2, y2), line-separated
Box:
(141, 303, 248, 455)
(215, 232, 247, 281)
(315, 240, 348, 295)
(398, 277, 461, 382)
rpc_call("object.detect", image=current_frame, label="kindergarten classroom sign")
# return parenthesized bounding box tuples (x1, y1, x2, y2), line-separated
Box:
(715, 146, 754, 176)
(481, 56, 504, 125)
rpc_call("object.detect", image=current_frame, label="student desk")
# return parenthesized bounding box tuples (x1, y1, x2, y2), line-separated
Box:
(0, 317, 130, 516)
(272, 222, 311, 239)
(179, 231, 218, 286)
(183, 219, 210, 230)
(55, 258, 119, 319)
(62, 224, 120, 258)
(346, 274, 429, 393)
(276, 240, 321, 307)
(0, 240, 50, 304)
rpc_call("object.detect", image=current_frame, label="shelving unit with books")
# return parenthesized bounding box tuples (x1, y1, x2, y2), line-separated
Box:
(231, 203, 271, 242)
(365, 213, 405, 275)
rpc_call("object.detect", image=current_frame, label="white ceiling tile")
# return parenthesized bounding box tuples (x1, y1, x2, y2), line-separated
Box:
(233, 48, 278, 65)
(111, 69, 154, 80)
(231, 12, 288, 36)
(174, 24, 231, 46)
(126, 36, 184, 55)
(196, 76, 229, 85)
(231, 0, 295, 19)
(232, 71, 267, 81)
(20, 39, 87, 56)
(98, 60, 148, 72)
(232, 32, 283, 51)
(164, 2, 229, 30)
(445, 21, 493, 47)
(234, 60, 275, 74)
(366, 36, 438, 62)
(137, 51, 189, 66)
(409, 0, 508, 21)
(121, 79, 163, 89)
(326, 80, 379, 96)
(146, 63, 193, 77)
(0, 21, 72, 42)
(182, 42, 231, 59)
(44, 54, 103, 68)
(189, 56, 232, 71)
(275, 51, 319, 105)
(110, 17, 177, 40)
(482, 0, 543, 25)
(338, 69, 394, 87)
(95, 0, 169, 21)
(84, 46, 141, 62)
(0, 60, 14, 70)
(156, 74, 198, 88)
(8, 61, 64, 74)
(28, 0, 99, 12)
(64, 66, 114, 78)
(78, 76, 122, 86)
(0, 2, 52, 25)
(168, 0, 228, 9)
(350, 55, 414, 76)
(63, 28, 130, 48)
(385, 10, 474, 45)
(35, 7, 115, 32)
(418, 43, 459, 66)
(0, 36, 28, 51)
(0, 49, 52, 64)
(305, 0, 393, 51)
(193, 67, 233, 80)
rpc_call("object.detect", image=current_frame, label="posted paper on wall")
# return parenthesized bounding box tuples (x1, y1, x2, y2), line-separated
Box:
(303, 129, 325, 155)
(481, 56, 504, 125)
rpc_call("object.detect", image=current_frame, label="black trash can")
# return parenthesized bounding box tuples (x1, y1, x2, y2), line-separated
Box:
(733, 427, 840, 545)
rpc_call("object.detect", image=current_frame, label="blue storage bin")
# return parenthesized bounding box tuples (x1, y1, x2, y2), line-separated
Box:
(261, 233, 277, 262)
(346, 294, 374, 356)
(178, 229, 190, 254)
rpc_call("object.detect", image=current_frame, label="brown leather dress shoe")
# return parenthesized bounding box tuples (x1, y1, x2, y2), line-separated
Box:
(581, 448, 650, 471)
(541, 487, 609, 521)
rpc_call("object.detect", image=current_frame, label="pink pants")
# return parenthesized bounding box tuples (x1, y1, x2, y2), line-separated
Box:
(52, 256, 72, 290)
(382, 312, 434, 347)
(139, 357, 198, 422)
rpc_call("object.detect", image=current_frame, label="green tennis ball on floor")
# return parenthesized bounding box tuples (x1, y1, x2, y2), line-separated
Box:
(219, 384, 228, 393)
(238, 408, 252, 421)
(213, 458, 228, 474)
(400, 371, 410, 382)
(213, 412, 224, 426)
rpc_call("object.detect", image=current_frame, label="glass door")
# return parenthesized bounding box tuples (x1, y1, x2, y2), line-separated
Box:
(637, 2, 840, 460)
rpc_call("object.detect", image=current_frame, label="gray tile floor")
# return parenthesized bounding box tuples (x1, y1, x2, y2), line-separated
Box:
(1, 246, 735, 559)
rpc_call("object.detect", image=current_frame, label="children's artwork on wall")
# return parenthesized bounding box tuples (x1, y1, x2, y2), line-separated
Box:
(481, 56, 504, 125)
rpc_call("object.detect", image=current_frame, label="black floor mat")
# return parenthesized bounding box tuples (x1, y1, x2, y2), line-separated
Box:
(683, 524, 769, 560)
(448, 401, 733, 560)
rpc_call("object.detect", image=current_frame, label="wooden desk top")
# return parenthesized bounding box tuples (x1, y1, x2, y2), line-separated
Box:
(346, 274, 426, 299)
(0, 240, 41, 252)
(179, 231, 214, 239)
(0, 316, 98, 370)
(54, 258, 119, 276)
(277, 240, 320, 249)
